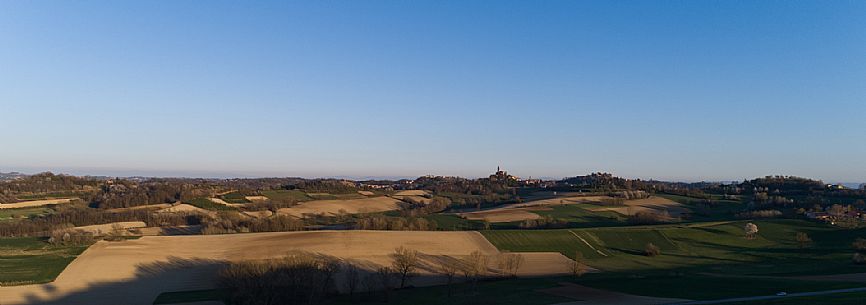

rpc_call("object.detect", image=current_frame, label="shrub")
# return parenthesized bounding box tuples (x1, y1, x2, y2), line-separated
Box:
(47, 229, 93, 246)
(644, 242, 661, 257)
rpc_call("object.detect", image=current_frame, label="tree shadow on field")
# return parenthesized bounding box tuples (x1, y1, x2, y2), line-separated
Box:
(17, 256, 226, 305)
(10, 251, 500, 305)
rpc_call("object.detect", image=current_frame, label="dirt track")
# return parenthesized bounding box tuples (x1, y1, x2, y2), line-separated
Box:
(0, 230, 573, 305)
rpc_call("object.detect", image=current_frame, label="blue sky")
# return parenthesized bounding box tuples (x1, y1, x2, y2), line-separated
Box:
(1, 1, 865, 182)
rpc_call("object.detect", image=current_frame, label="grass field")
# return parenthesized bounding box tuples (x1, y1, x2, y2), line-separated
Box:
(0, 237, 89, 285)
(326, 277, 573, 305)
(152, 289, 230, 304)
(261, 189, 313, 202)
(422, 214, 486, 230)
(657, 193, 744, 221)
(155, 277, 574, 305)
(16, 191, 86, 201)
(186, 198, 235, 211)
(220, 192, 250, 204)
(0, 207, 53, 221)
(574, 273, 861, 300)
(150, 269, 865, 304)
(483, 219, 866, 300)
(483, 219, 866, 275)
(727, 291, 866, 304)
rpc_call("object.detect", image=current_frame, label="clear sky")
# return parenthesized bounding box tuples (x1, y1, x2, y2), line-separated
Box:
(1, 1, 865, 182)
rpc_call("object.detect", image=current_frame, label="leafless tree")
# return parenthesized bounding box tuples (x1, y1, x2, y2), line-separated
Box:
(343, 263, 361, 297)
(497, 253, 524, 277)
(391, 246, 419, 288)
(376, 267, 396, 302)
(437, 257, 460, 297)
(462, 250, 488, 293)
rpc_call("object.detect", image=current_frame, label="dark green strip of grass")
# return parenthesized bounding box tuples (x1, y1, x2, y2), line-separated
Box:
(186, 198, 235, 211)
(152, 289, 230, 304)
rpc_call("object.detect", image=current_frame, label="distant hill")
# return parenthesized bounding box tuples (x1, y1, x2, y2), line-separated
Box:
(0, 172, 27, 182)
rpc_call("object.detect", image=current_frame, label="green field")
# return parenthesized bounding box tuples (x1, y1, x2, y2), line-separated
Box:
(727, 291, 866, 305)
(657, 193, 745, 221)
(186, 198, 235, 211)
(16, 191, 85, 200)
(0, 207, 53, 221)
(483, 219, 866, 275)
(155, 277, 573, 305)
(483, 219, 866, 300)
(152, 289, 230, 304)
(220, 192, 250, 204)
(574, 273, 861, 301)
(0, 237, 90, 285)
(422, 214, 486, 230)
(261, 189, 313, 202)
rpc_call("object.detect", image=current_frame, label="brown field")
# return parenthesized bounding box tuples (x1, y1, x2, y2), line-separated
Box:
(244, 196, 268, 202)
(105, 203, 173, 213)
(394, 195, 432, 204)
(207, 198, 243, 207)
(73, 221, 147, 236)
(0, 231, 574, 305)
(461, 207, 546, 222)
(585, 196, 689, 216)
(241, 210, 273, 219)
(356, 190, 375, 196)
(393, 190, 430, 196)
(0, 198, 73, 209)
(156, 204, 216, 217)
(276, 196, 402, 217)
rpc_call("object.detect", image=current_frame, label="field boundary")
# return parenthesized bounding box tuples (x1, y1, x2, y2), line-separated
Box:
(568, 230, 608, 257)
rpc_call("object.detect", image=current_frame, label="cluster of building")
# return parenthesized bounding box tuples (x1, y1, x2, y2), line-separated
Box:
(806, 207, 866, 224)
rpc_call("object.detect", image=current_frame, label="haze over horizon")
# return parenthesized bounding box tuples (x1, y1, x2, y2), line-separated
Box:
(2, 1, 865, 182)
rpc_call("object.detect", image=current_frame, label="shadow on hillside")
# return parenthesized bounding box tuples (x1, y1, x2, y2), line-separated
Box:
(17, 257, 226, 305)
(12, 252, 488, 305)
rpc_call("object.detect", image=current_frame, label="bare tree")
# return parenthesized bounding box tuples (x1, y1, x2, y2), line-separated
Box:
(462, 250, 488, 293)
(376, 267, 396, 302)
(496, 253, 524, 277)
(437, 257, 460, 298)
(344, 263, 361, 298)
(391, 246, 419, 288)
(744, 222, 759, 239)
